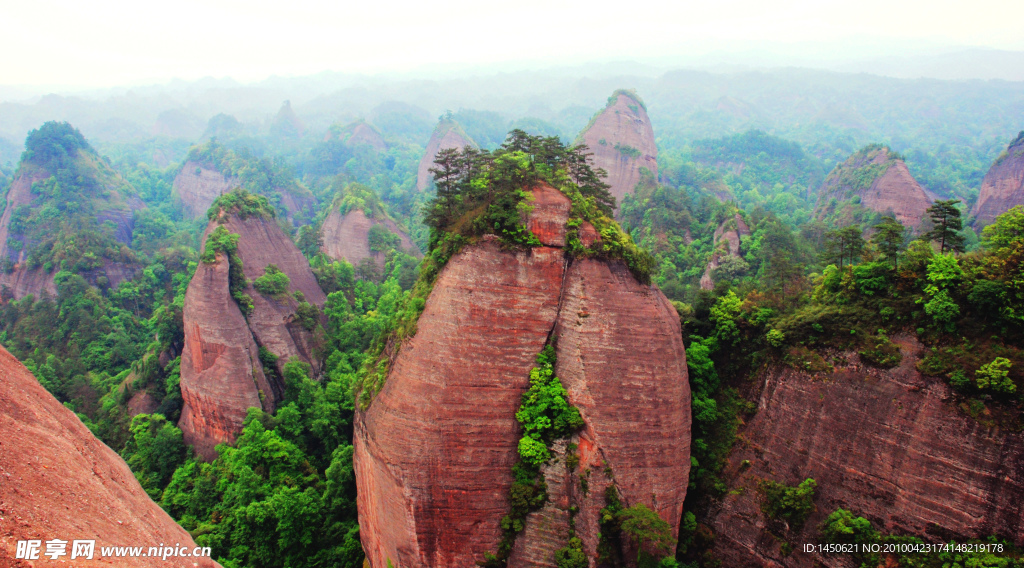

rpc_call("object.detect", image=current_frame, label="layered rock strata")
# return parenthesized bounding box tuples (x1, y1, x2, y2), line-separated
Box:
(416, 119, 473, 191)
(355, 184, 691, 567)
(172, 160, 239, 219)
(579, 91, 659, 209)
(972, 133, 1024, 226)
(0, 345, 219, 568)
(320, 208, 419, 268)
(815, 146, 934, 227)
(179, 211, 326, 460)
(710, 335, 1024, 567)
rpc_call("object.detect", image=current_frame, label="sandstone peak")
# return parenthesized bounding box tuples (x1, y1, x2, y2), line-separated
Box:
(355, 183, 688, 567)
(814, 144, 934, 227)
(271, 100, 306, 138)
(328, 120, 387, 151)
(0, 121, 144, 299)
(0, 344, 219, 567)
(578, 89, 658, 209)
(416, 117, 475, 191)
(179, 194, 326, 460)
(972, 130, 1024, 227)
(320, 186, 421, 269)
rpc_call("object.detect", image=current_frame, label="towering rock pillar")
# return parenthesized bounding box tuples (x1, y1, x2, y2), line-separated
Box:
(578, 90, 659, 210)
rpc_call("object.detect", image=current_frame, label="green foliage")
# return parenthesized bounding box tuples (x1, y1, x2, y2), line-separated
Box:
(121, 413, 187, 499)
(253, 264, 291, 296)
(819, 509, 878, 546)
(924, 199, 966, 254)
(976, 357, 1015, 395)
(983, 205, 1024, 249)
(859, 335, 902, 368)
(759, 478, 817, 528)
(710, 291, 743, 344)
(21, 121, 93, 171)
(617, 503, 674, 556)
(207, 188, 275, 221)
(766, 328, 784, 348)
(515, 346, 584, 467)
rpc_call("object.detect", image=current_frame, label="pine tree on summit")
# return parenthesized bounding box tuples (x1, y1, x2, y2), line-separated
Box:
(924, 199, 966, 254)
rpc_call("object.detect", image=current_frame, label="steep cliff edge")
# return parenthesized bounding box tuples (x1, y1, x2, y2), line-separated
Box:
(0, 122, 143, 300)
(708, 335, 1024, 567)
(173, 141, 315, 223)
(172, 160, 239, 219)
(321, 207, 419, 269)
(814, 145, 934, 228)
(355, 184, 691, 568)
(579, 90, 658, 209)
(972, 131, 1024, 227)
(416, 118, 474, 191)
(0, 345, 219, 568)
(179, 191, 327, 460)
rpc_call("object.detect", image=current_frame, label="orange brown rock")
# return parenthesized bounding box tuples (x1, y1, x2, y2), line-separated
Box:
(972, 135, 1024, 226)
(709, 335, 1024, 567)
(321, 208, 419, 269)
(579, 91, 658, 209)
(178, 212, 326, 460)
(0, 345, 219, 568)
(355, 187, 690, 567)
(815, 147, 934, 228)
(416, 120, 473, 191)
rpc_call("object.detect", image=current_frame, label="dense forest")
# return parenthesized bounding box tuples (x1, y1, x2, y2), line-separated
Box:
(2, 64, 1023, 568)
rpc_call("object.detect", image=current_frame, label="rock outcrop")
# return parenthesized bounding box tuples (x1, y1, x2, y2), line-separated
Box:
(815, 145, 934, 228)
(0, 345, 219, 567)
(972, 131, 1024, 227)
(416, 118, 474, 191)
(327, 121, 387, 151)
(709, 335, 1024, 567)
(320, 207, 419, 268)
(355, 184, 691, 568)
(0, 128, 144, 300)
(700, 213, 750, 290)
(179, 205, 326, 460)
(172, 160, 239, 219)
(578, 90, 658, 209)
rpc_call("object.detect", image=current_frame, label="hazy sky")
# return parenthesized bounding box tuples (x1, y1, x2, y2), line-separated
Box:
(3, 0, 1023, 87)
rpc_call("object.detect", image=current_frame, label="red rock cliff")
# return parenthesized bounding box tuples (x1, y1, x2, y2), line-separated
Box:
(172, 160, 239, 219)
(579, 91, 659, 209)
(179, 211, 326, 460)
(708, 335, 1024, 567)
(416, 119, 473, 191)
(320, 207, 419, 269)
(972, 134, 1024, 227)
(815, 146, 934, 228)
(355, 184, 691, 568)
(0, 345, 219, 568)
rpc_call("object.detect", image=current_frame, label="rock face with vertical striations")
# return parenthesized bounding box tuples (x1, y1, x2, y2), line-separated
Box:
(320, 207, 419, 269)
(972, 131, 1024, 227)
(579, 90, 658, 209)
(172, 160, 239, 219)
(708, 335, 1024, 567)
(416, 118, 474, 191)
(354, 183, 690, 568)
(815, 145, 934, 228)
(178, 198, 326, 460)
(0, 345, 219, 568)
